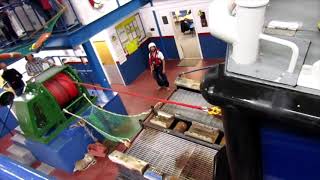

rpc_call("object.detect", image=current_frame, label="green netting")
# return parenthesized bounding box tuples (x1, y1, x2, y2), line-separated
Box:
(0, 7, 64, 56)
(64, 94, 150, 143)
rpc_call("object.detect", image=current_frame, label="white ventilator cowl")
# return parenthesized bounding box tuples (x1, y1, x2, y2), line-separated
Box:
(312, 60, 320, 88)
(209, 0, 299, 73)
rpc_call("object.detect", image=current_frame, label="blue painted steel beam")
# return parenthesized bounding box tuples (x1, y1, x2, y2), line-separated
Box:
(45, 34, 73, 49)
(0, 155, 55, 180)
(82, 41, 127, 114)
(46, 0, 149, 48)
(82, 41, 111, 89)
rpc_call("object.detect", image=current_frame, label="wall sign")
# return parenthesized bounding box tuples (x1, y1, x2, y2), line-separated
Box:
(115, 14, 146, 55)
(198, 10, 208, 27)
(162, 16, 169, 25)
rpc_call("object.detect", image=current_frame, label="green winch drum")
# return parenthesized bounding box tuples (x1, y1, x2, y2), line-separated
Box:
(13, 65, 96, 143)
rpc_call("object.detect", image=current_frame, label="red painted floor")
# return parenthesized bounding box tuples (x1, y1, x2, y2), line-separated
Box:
(0, 133, 14, 156)
(52, 59, 222, 180)
(0, 59, 223, 180)
(113, 59, 223, 114)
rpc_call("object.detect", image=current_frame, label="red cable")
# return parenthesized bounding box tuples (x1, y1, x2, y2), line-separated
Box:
(44, 73, 80, 107)
(75, 82, 206, 111)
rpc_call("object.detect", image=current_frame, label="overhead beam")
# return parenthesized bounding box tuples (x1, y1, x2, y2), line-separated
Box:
(45, 0, 149, 48)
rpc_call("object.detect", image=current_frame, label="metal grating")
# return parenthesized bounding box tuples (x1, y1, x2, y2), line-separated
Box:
(161, 89, 223, 130)
(125, 128, 217, 180)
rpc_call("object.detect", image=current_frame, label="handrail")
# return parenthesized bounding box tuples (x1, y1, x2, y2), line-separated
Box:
(0, 0, 81, 49)
(9, 55, 87, 79)
(0, 2, 23, 11)
(178, 65, 218, 77)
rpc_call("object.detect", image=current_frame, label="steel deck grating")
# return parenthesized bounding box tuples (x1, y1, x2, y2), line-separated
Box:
(125, 128, 217, 180)
(161, 89, 223, 130)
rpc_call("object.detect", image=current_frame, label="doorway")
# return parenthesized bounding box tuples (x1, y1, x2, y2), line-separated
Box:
(170, 10, 202, 61)
(93, 41, 125, 85)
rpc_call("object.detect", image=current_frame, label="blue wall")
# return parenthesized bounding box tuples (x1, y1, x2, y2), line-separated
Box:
(198, 33, 227, 59)
(151, 34, 226, 60)
(150, 37, 179, 60)
(104, 95, 128, 115)
(118, 40, 149, 85)
(118, 37, 179, 85)
(114, 33, 227, 85)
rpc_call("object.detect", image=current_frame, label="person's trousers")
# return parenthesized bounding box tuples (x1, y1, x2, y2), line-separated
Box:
(153, 64, 169, 87)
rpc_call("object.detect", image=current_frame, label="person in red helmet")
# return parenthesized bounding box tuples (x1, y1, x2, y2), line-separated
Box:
(148, 42, 170, 90)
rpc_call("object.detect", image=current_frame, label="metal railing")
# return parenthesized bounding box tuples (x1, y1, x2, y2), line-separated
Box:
(47, 55, 88, 65)
(0, 0, 81, 49)
(5, 55, 89, 85)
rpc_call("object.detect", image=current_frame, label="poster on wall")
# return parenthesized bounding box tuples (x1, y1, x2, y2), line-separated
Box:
(115, 14, 146, 55)
(111, 33, 127, 64)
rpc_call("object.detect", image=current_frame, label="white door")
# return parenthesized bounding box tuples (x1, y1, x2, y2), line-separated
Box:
(170, 10, 202, 60)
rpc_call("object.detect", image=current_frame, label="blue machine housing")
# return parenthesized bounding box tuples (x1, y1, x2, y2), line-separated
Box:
(201, 65, 320, 180)
(25, 122, 95, 173)
(261, 127, 320, 180)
